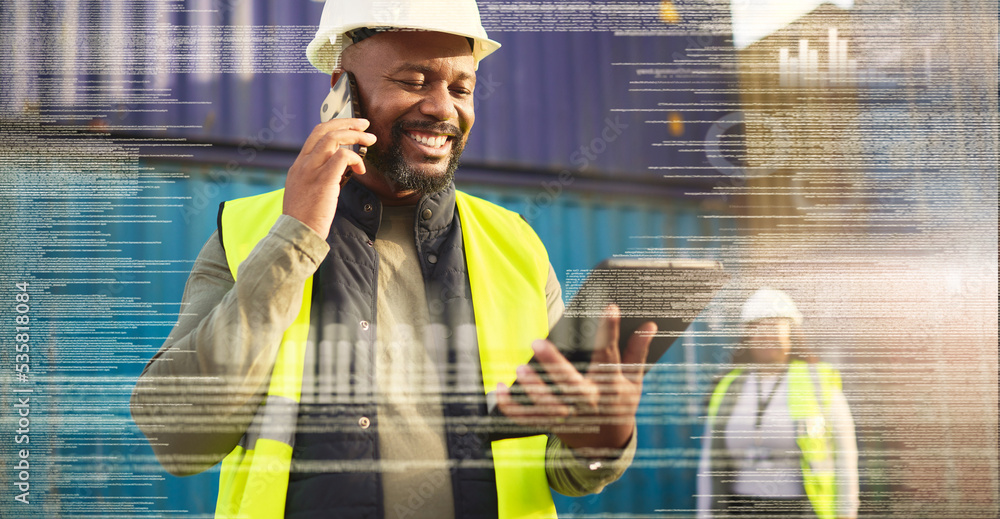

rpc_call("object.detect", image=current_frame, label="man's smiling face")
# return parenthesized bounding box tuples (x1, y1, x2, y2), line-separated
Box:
(343, 30, 476, 197)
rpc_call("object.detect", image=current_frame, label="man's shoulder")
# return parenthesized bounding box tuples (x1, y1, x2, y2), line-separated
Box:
(222, 188, 285, 212)
(455, 189, 526, 224)
(217, 188, 288, 258)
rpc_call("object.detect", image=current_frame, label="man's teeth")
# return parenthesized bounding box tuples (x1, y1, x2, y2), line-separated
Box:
(407, 132, 448, 148)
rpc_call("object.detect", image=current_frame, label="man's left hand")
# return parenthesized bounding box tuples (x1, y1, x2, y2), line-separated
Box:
(495, 305, 656, 456)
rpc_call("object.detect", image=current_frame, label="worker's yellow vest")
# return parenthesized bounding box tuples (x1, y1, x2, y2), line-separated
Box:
(706, 360, 840, 519)
(213, 188, 557, 518)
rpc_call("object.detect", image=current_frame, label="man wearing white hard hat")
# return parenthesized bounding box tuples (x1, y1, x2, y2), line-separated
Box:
(132, 1, 651, 518)
(695, 288, 859, 519)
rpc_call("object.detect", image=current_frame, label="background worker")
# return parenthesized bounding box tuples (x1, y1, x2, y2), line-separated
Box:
(696, 288, 859, 519)
(131, 1, 655, 518)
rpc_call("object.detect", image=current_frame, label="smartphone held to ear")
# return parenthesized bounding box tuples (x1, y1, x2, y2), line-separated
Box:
(320, 72, 367, 185)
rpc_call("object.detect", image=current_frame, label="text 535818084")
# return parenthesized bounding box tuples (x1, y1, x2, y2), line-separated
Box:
(14, 282, 30, 383)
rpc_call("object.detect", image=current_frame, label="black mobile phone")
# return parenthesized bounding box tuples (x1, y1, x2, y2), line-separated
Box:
(320, 72, 366, 184)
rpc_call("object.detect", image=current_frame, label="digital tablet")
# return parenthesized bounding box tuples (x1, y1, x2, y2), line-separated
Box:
(484, 258, 727, 438)
(544, 258, 727, 373)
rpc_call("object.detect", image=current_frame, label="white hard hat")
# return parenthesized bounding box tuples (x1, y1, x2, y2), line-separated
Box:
(740, 287, 803, 325)
(307, 0, 501, 73)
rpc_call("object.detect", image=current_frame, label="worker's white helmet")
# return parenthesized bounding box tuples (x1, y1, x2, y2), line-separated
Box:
(740, 287, 803, 326)
(307, 0, 501, 74)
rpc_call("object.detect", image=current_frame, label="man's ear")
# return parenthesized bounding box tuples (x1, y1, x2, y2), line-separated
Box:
(330, 71, 343, 88)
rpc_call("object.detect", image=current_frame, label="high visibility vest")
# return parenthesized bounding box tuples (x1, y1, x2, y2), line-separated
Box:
(706, 360, 840, 519)
(213, 188, 557, 519)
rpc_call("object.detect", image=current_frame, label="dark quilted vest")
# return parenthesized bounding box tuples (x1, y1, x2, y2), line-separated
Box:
(284, 180, 500, 519)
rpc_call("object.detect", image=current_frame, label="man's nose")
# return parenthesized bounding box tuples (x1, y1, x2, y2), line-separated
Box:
(419, 84, 459, 121)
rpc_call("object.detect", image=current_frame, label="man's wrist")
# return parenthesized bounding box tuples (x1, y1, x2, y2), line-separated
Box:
(545, 426, 637, 496)
(566, 424, 637, 466)
(272, 214, 331, 264)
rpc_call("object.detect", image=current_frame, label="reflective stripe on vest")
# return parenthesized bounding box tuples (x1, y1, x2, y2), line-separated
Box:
(705, 360, 840, 519)
(214, 188, 556, 519)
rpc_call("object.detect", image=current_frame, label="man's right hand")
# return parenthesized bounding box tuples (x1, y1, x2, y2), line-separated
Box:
(283, 118, 377, 239)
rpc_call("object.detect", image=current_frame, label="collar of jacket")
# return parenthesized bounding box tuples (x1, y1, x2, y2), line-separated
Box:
(336, 177, 458, 240)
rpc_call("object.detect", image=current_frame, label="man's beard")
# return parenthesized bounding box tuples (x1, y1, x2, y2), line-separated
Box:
(365, 120, 465, 196)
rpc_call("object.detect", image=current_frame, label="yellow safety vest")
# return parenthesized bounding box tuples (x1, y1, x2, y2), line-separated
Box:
(213, 188, 557, 519)
(706, 360, 840, 519)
